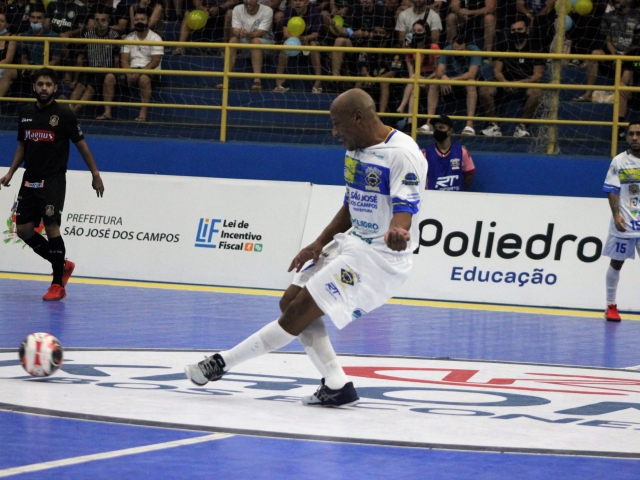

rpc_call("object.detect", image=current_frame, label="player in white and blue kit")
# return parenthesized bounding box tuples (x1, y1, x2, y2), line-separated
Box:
(602, 122, 640, 322)
(185, 89, 428, 407)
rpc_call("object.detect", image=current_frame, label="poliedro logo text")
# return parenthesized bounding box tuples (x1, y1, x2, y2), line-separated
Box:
(417, 220, 602, 263)
(0, 351, 638, 457)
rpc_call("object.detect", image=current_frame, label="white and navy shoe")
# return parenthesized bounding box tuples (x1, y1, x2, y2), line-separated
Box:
(302, 378, 360, 407)
(184, 353, 227, 386)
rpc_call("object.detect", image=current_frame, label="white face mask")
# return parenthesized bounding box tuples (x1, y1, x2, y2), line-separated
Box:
(0, 28, 7, 35)
(30, 22, 43, 31)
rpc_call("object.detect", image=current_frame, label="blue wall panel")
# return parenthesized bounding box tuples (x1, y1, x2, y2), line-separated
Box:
(0, 133, 611, 198)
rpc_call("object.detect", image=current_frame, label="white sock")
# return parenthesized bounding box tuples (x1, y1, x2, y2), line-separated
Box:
(606, 266, 620, 305)
(220, 320, 296, 370)
(298, 318, 349, 390)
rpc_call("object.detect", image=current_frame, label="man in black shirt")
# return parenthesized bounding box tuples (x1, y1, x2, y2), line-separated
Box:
(478, 15, 545, 138)
(0, 68, 104, 301)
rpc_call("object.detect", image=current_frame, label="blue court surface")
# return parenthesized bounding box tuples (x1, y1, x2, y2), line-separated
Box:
(1, 274, 639, 479)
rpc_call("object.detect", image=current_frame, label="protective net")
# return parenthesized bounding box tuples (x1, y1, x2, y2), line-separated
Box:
(0, 0, 630, 156)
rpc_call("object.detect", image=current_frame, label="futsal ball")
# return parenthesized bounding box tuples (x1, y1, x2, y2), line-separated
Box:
(19, 332, 63, 377)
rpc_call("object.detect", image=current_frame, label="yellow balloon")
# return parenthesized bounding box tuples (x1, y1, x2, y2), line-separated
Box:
(574, 0, 593, 15)
(287, 16, 306, 37)
(43, 0, 52, 9)
(187, 10, 208, 31)
(330, 15, 344, 36)
(554, 0, 571, 14)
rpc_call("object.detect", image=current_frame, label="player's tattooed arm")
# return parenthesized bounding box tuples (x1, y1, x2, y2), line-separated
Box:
(608, 192, 626, 232)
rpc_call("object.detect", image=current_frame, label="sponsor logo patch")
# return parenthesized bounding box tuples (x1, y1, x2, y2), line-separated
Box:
(49, 115, 59, 127)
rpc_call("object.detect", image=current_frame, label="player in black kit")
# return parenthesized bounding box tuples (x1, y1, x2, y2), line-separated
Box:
(0, 67, 104, 301)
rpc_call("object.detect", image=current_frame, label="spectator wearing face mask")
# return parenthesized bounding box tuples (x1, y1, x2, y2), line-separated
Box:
(423, 114, 476, 191)
(478, 14, 545, 138)
(121, 8, 164, 122)
(17, 3, 61, 68)
(69, 6, 121, 119)
(395, 19, 439, 131)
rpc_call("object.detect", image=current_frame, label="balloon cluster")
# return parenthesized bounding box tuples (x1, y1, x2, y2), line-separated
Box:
(284, 17, 306, 56)
(553, 0, 593, 32)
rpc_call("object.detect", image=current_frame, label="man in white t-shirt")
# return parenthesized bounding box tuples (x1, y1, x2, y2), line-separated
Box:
(121, 8, 164, 121)
(395, 0, 441, 46)
(602, 121, 640, 321)
(217, 0, 273, 90)
(184, 89, 428, 408)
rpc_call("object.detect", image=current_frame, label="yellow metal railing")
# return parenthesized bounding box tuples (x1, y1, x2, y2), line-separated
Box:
(1, 35, 640, 156)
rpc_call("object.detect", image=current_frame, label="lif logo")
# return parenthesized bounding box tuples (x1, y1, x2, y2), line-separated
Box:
(195, 218, 221, 248)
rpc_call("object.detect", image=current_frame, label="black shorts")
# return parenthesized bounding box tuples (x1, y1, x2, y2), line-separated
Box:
(16, 173, 66, 227)
(494, 86, 528, 104)
(78, 72, 111, 90)
(443, 85, 475, 100)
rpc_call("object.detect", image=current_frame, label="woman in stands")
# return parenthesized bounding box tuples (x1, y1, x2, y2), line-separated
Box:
(395, 19, 439, 131)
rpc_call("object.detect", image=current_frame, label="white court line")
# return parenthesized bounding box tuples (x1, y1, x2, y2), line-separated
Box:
(624, 365, 640, 370)
(0, 432, 233, 478)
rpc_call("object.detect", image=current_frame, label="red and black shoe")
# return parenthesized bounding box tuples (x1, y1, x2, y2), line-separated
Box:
(61, 260, 75, 287)
(43, 284, 66, 301)
(605, 304, 621, 322)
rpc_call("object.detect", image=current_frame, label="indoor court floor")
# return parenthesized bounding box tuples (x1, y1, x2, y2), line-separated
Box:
(1, 273, 639, 479)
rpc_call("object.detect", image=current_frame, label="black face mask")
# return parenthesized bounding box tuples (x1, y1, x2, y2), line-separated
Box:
(134, 22, 147, 32)
(509, 31, 527, 44)
(412, 33, 427, 46)
(433, 129, 449, 142)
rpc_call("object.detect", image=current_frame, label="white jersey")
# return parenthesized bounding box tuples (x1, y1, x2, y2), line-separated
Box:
(395, 8, 442, 34)
(603, 150, 640, 238)
(343, 128, 427, 255)
(232, 4, 274, 40)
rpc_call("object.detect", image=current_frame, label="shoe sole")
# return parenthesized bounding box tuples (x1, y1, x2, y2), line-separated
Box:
(184, 366, 208, 386)
(302, 398, 360, 408)
(43, 292, 66, 301)
(605, 316, 621, 322)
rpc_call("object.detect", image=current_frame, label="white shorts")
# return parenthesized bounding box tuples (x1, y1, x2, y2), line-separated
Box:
(603, 234, 640, 261)
(238, 37, 274, 45)
(293, 233, 413, 330)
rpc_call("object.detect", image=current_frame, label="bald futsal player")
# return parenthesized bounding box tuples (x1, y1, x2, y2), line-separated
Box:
(185, 88, 428, 407)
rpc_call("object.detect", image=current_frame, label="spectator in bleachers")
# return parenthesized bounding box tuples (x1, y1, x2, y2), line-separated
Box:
(217, 0, 273, 90)
(44, 0, 88, 85)
(0, 12, 17, 101)
(354, 24, 401, 115)
(395, 20, 439, 130)
(230, 0, 279, 44)
(395, 0, 441, 46)
(572, 0, 640, 102)
(121, 8, 164, 121)
(69, 7, 120, 119)
(173, 0, 237, 55)
(18, 4, 61, 67)
(566, 0, 608, 67)
(86, 0, 129, 35)
(421, 32, 480, 134)
(617, 23, 640, 138)
(446, 0, 496, 53)
(479, 14, 544, 137)
(273, 0, 323, 92)
(424, 114, 476, 190)
(130, 0, 166, 38)
(516, 0, 554, 52)
(5, 0, 35, 34)
(327, 0, 387, 88)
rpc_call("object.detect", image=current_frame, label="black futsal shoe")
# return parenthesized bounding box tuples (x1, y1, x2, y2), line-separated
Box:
(302, 378, 360, 407)
(184, 353, 227, 386)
